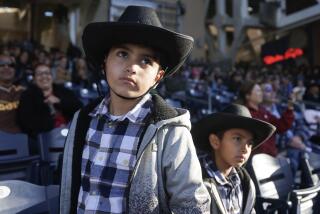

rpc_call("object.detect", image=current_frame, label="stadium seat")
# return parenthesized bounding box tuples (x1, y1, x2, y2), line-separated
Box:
(0, 131, 40, 183)
(0, 180, 59, 214)
(302, 152, 320, 186)
(37, 127, 68, 184)
(247, 153, 320, 213)
(37, 128, 67, 166)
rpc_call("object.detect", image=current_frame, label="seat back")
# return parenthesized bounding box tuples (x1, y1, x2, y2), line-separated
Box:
(0, 131, 29, 160)
(248, 153, 320, 213)
(37, 128, 67, 167)
(248, 153, 294, 199)
(0, 180, 59, 214)
(308, 152, 320, 184)
(293, 152, 320, 214)
(0, 131, 39, 182)
(291, 182, 320, 214)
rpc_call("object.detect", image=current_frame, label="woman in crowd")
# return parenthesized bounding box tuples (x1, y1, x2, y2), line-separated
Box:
(17, 63, 82, 138)
(237, 81, 294, 157)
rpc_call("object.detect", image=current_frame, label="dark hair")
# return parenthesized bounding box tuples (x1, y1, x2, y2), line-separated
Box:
(33, 63, 51, 75)
(237, 81, 257, 104)
(209, 130, 226, 159)
(214, 130, 225, 140)
(196, 129, 224, 155)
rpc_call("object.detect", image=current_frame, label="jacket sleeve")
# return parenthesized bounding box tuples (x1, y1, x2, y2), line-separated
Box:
(162, 125, 211, 214)
(54, 87, 83, 121)
(17, 89, 54, 137)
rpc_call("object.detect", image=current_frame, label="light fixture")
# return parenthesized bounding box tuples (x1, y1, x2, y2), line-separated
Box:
(0, 7, 19, 13)
(44, 11, 53, 17)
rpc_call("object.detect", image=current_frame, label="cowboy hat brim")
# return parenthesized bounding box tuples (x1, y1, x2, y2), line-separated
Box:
(191, 113, 276, 151)
(82, 22, 194, 76)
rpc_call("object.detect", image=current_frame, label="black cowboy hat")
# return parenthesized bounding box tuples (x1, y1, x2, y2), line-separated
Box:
(82, 5, 194, 77)
(191, 104, 276, 151)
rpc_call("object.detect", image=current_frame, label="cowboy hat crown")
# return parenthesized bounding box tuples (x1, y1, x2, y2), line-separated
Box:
(82, 5, 194, 76)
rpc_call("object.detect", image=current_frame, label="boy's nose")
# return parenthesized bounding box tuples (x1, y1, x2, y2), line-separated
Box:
(241, 144, 250, 153)
(126, 63, 139, 73)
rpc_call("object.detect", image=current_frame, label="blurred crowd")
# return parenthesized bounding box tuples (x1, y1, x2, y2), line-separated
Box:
(160, 61, 320, 176)
(0, 40, 98, 137)
(1, 39, 320, 177)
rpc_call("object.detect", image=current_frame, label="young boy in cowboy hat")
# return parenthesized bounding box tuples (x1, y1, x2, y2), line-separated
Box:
(59, 5, 210, 214)
(192, 104, 276, 214)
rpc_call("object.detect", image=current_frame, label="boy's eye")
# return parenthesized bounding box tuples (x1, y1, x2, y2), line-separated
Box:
(116, 51, 128, 58)
(141, 57, 152, 65)
(233, 136, 241, 141)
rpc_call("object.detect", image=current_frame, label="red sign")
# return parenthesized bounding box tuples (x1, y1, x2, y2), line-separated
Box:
(263, 48, 304, 65)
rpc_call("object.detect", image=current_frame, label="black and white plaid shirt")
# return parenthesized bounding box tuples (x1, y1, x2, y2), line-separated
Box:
(77, 94, 152, 213)
(200, 153, 243, 214)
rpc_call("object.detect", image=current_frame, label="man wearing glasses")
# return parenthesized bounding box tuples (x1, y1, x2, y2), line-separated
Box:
(0, 54, 24, 133)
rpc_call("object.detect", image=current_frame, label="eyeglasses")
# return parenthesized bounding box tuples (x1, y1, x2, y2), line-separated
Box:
(0, 61, 15, 68)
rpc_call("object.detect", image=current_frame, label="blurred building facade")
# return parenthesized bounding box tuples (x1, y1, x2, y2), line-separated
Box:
(0, 0, 320, 66)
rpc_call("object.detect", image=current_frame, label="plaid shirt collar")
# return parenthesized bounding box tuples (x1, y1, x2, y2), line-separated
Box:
(89, 93, 152, 123)
(201, 153, 241, 187)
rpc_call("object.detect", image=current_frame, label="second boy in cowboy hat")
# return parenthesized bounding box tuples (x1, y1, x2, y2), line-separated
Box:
(59, 5, 210, 214)
(192, 104, 276, 214)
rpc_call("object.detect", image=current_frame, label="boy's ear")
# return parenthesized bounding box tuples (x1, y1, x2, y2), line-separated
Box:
(155, 69, 165, 82)
(209, 133, 220, 150)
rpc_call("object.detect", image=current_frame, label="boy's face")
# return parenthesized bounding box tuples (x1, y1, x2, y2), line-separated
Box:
(104, 43, 164, 99)
(209, 128, 253, 169)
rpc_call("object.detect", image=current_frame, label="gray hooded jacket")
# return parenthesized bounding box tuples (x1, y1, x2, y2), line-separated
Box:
(59, 94, 210, 213)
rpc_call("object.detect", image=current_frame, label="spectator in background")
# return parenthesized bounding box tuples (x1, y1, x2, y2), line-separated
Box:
(270, 74, 281, 99)
(54, 55, 71, 84)
(17, 63, 82, 138)
(72, 57, 90, 87)
(227, 71, 243, 94)
(279, 75, 293, 100)
(304, 83, 320, 104)
(66, 42, 82, 59)
(292, 79, 306, 104)
(15, 50, 33, 86)
(261, 83, 280, 118)
(287, 80, 320, 173)
(237, 81, 294, 157)
(9, 44, 21, 59)
(261, 81, 314, 175)
(36, 50, 51, 66)
(0, 54, 25, 133)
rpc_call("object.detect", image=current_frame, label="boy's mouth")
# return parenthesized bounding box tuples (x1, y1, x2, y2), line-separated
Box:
(120, 77, 136, 85)
(235, 155, 246, 162)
